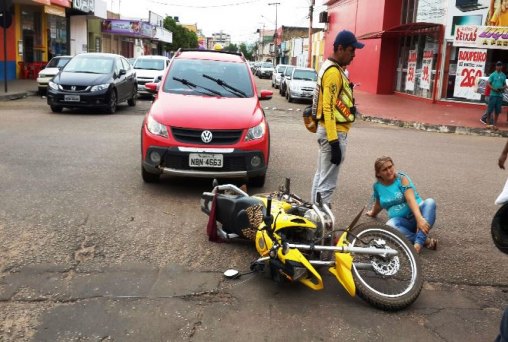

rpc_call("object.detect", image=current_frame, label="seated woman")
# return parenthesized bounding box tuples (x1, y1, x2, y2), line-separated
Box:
(366, 156, 438, 254)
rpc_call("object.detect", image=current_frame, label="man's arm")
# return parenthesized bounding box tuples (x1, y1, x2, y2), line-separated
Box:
(321, 68, 342, 142)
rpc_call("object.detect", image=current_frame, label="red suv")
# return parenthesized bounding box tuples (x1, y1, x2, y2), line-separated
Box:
(141, 49, 273, 187)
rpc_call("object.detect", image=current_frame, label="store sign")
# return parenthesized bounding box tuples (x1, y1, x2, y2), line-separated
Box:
(44, 5, 65, 17)
(453, 48, 486, 100)
(50, 0, 71, 8)
(101, 19, 154, 38)
(454, 25, 508, 50)
(405, 50, 417, 91)
(420, 50, 433, 90)
(73, 0, 94, 14)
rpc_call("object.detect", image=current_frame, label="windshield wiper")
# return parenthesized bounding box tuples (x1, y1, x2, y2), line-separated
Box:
(173, 77, 222, 97)
(202, 74, 247, 98)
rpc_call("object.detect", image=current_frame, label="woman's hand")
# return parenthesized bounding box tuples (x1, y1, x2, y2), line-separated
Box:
(416, 217, 430, 235)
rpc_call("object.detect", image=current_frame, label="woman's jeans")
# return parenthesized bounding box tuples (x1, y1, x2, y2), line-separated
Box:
(386, 198, 437, 246)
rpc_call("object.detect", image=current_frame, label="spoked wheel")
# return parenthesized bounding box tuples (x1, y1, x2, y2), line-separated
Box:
(347, 222, 423, 311)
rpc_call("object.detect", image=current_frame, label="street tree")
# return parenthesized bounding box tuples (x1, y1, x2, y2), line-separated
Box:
(163, 17, 198, 52)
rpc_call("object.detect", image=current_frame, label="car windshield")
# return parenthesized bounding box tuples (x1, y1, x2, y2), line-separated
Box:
(134, 59, 165, 70)
(261, 62, 273, 68)
(47, 57, 71, 68)
(64, 56, 114, 74)
(293, 69, 317, 81)
(163, 59, 254, 98)
(276, 65, 286, 73)
(285, 67, 294, 76)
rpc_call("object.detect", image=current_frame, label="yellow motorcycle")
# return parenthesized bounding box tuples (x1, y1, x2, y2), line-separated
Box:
(201, 179, 423, 311)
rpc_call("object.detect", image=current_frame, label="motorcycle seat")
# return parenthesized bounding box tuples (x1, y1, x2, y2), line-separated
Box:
(216, 195, 265, 237)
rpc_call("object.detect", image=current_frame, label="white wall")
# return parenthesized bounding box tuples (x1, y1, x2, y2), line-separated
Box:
(70, 16, 88, 55)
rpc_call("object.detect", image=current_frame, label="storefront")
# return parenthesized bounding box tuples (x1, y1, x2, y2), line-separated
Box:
(100, 19, 156, 58)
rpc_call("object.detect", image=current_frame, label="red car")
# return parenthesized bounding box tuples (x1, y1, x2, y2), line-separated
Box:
(141, 49, 273, 187)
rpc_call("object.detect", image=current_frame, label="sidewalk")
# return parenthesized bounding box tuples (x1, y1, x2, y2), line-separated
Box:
(1, 79, 507, 137)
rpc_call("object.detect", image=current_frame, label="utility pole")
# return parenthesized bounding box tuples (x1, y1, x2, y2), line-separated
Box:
(268, 2, 280, 65)
(307, 0, 314, 68)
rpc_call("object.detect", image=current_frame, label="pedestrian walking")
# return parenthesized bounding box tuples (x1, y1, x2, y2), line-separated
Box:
(310, 30, 364, 206)
(480, 81, 491, 125)
(485, 61, 507, 130)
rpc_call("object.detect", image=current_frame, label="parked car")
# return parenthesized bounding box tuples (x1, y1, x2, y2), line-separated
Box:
(46, 53, 137, 113)
(132, 55, 171, 96)
(285, 67, 318, 103)
(279, 65, 295, 96)
(256, 61, 275, 79)
(127, 58, 137, 65)
(271, 64, 290, 89)
(36, 55, 72, 95)
(141, 49, 273, 186)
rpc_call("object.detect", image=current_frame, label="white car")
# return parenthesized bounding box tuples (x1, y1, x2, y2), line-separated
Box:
(256, 61, 275, 79)
(271, 64, 290, 89)
(285, 67, 318, 103)
(36, 55, 73, 95)
(132, 55, 171, 96)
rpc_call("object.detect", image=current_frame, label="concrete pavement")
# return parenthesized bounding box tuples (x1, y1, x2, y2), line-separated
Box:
(2, 78, 507, 137)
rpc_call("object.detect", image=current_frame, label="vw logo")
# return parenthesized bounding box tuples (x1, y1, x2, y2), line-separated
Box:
(71, 86, 76, 91)
(201, 130, 213, 143)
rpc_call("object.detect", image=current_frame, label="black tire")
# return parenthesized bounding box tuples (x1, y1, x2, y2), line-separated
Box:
(347, 222, 423, 311)
(248, 174, 266, 187)
(50, 105, 63, 113)
(142, 165, 160, 183)
(128, 86, 137, 106)
(106, 90, 117, 114)
(492, 202, 508, 254)
(287, 91, 292, 102)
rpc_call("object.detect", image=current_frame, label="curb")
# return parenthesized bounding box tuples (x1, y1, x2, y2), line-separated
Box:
(362, 115, 508, 138)
(0, 91, 29, 101)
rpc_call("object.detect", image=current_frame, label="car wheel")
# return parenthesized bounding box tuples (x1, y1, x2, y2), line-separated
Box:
(38, 87, 45, 96)
(128, 86, 137, 106)
(50, 105, 63, 113)
(142, 165, 160, 183)
(249, 174, 266, 188)
(287, 91, 292, 103)
(106, 90, 117, 114)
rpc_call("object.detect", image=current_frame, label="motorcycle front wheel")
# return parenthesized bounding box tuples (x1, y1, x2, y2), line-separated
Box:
(347, 222, 423, 311)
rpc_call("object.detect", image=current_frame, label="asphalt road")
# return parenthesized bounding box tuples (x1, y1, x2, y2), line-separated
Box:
(0, 78, 507, 341)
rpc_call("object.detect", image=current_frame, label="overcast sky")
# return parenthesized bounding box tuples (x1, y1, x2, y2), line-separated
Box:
(108, 0, 326, 44)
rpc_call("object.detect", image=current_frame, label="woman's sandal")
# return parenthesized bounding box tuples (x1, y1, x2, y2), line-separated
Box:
(424, 238, 438, 251)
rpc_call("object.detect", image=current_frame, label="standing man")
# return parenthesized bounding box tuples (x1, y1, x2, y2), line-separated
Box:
(485, 61, 507, 130)
(310, 30, 364, 205)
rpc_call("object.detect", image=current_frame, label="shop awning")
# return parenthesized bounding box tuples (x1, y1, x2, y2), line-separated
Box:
(358, 22, 443, 40)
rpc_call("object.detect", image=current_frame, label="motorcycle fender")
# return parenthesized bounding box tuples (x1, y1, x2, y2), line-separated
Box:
(328, 231, 356, 297)
(278, 248, 323, 290)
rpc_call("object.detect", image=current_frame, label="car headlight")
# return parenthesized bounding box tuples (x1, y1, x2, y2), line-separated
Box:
(48, 81, 59, 90)
(291, 85, 301, 92)
(245, 120, 266, 141)
(146, 115, 168, 138)
(90, 83, 110, 92)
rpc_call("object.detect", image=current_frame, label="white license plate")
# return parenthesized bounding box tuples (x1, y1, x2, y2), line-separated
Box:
(189, 153, 223, 168)
(64, 95, 80, 102)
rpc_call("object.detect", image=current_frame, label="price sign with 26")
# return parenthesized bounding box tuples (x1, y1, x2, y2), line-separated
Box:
(460, 68, 482, 87)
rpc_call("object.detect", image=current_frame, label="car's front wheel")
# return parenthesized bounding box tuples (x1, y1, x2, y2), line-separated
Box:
(50, 105, 63, 113)
(106, 90, 117, 114)
(142, 165, 160, 183)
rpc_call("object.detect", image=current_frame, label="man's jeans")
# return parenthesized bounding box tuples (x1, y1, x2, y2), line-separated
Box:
(487, 96, 503, 125)
(386, 198, 437, 246)
(311, 126, 347, 205)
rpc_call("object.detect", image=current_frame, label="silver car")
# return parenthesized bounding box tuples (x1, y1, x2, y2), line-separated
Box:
(285, 67, 318, 103)
(36, 55, 73, 95)
(271, 64, 290, 89)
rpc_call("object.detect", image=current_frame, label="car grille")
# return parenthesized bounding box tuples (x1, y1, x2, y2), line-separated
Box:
(60, 85, 89, 92)
(137, 77, 153, 85)
(301, 87, 315, 92)
(171, 128, 243, 145)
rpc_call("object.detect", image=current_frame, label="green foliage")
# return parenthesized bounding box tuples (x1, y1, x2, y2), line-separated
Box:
(223, 43, 238, 53)
(239, 43, 254, 60)
(162, 16, 199, 52)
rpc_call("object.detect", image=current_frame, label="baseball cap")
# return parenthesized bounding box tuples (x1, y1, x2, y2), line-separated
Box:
(497, 61, 503, 66)
(333, 30, 365, 49)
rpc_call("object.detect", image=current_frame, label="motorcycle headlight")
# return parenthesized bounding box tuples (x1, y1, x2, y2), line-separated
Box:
(146, 115, 168, 138)
(245, 121, 266, 141)
(90, 83, 110, 92)
(48, 81, 59, 90)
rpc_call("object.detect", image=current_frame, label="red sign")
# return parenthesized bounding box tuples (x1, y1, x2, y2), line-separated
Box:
(50, 0, 71, 8)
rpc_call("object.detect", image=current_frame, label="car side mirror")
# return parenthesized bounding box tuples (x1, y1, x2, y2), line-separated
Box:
(259, 89, 273, 100)
(119, 69, 127, 76)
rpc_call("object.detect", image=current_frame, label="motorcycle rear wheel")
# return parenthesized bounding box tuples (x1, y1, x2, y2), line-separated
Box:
(347, 222, 423, 311)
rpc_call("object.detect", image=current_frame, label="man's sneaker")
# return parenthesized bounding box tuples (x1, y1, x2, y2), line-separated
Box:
(480, 117, 487, 124)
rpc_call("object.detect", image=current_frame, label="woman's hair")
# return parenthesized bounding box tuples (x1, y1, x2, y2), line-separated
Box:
(374, 156, 394, 179)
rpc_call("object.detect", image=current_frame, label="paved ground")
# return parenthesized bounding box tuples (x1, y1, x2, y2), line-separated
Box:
(2, 78, 506, 137)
